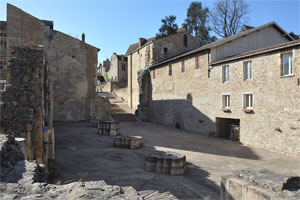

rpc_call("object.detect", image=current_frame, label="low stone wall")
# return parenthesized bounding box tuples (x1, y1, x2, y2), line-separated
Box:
(113, 87, 128, 102)
(221, 169, 300, 200)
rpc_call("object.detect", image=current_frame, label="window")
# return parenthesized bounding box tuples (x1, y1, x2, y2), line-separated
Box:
(243, 93, 253, 109)
(243, 61, 252, 80)
(121, 64, 126, 71)
(281, 53, 293, 76)
(0, 61, 6, 69)
(222, 65, 229, 83)
(222, 94, 230, 108)
(0, 41, 6, 50)
(169, 64, 172, 76)
(195, 56, 199, 69)
(183, 34, 188, 47)
(153, 69, 155, 79)
(0, 33, 6, 38)
(164, 48, 168, 58)
(181, 60, 185, 73)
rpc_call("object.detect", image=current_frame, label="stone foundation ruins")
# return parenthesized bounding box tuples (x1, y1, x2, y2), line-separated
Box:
(97, 121, 120, 136)
(114, 136, 143, 149)
(0, 47, 54, 170)
(144, 151, 187, 175)
(0, 134, 177, 200)
(221, 169, 300, 200)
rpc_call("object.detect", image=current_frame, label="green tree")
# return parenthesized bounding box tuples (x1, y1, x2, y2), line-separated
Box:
(289, 32, 298, 40)
(156, 15, 178, 39)
(183, 1, 216, 45)
(103, 72, 109, 82)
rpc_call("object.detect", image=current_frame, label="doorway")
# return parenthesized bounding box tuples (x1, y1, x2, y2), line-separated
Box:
(216, 118, 240, 141)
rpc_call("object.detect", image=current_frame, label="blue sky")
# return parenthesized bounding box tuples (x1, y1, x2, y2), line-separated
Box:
(0, 0, 299, 64)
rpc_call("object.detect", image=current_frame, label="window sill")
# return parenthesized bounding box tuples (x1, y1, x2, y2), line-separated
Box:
(280, 74, 295, 78)
(242, 109, 254, 113)
(222, 108, 231, 112)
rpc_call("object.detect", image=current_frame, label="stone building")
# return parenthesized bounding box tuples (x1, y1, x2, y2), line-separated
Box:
(108, 53, 128, 82)
(126, 30, 199, 110)
(0, 21, 7, 91)
(5, 4, 110, 121)
(138, 22, 300, 158)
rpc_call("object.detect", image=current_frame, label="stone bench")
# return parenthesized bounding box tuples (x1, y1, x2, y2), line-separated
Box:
(114, 136, 143, 149)
(144, 151, 187, 175)
(98, 121, 120, 136)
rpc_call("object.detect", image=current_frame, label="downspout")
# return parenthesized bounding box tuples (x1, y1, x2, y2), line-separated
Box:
(130, 53, 133, 109)
(207, 49, 211, 78)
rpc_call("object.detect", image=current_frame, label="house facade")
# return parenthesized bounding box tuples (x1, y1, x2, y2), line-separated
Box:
(138, 22, 299, 158)
(126, 30, 200, 110)
(108, 53, 128, 82)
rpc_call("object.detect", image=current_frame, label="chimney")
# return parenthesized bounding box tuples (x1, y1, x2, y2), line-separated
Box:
(138, 38, 146, 48)
(82, 33, 85, 43)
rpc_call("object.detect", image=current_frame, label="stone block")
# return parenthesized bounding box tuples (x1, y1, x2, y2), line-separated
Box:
(97, 121, 120, 136)
(114, 136, 143, 149)
(144, 151, 187, 175)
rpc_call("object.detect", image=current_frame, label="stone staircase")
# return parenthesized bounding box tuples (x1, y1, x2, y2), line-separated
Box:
(109, 95, 137, 122)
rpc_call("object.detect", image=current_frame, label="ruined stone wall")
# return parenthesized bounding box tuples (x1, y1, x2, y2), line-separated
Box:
(0, 47, 44, 161)
(7, 4, 110, 121)
(128, 43, 154, 109)
(152, 32, 199, 63)
(147, 46, 300, 158)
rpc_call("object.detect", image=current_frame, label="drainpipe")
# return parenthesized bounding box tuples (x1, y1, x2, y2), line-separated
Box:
(207, 49, 211, 78)
(130, 54, 133, 109)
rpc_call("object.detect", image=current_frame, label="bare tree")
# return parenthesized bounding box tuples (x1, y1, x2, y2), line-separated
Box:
(210, 0, 249, 38)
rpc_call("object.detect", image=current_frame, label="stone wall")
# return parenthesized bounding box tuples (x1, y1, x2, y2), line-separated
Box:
(145, 45, 300, 158)
(6, 4, 110, 121)
(128, 33, 199, 110)
(0, 46, 45, 161)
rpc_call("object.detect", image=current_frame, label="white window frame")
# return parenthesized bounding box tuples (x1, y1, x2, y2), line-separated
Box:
(281, 52, 293, 76)
(243, 92, 253, 109)
(222, 65, 229, 83)
(243, 60, 252, 80)
(222, 93, 230, 109)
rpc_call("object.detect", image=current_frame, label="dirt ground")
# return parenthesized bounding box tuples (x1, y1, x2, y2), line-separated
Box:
(54, 121, 300, 200)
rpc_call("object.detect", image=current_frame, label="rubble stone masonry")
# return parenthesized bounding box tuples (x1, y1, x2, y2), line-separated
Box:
(0, 46, 44, 160)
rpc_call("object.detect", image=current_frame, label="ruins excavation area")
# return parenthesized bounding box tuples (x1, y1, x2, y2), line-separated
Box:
(0, 3, 300, 200)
